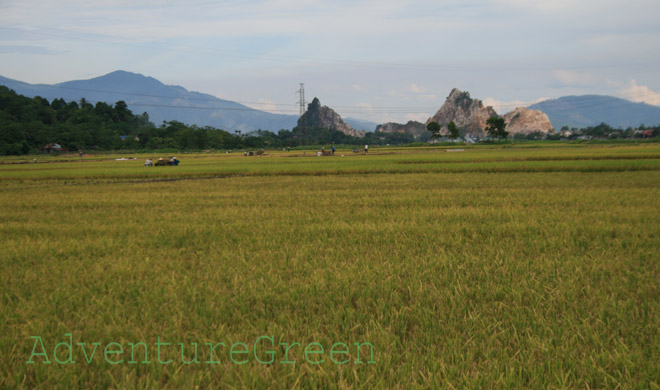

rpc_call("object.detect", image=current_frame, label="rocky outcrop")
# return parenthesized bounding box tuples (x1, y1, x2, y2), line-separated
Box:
(502, 107, 554, 134)
(297, 97, 365, 138)
(376, 121, 428, 138)
(427, 88, 497, 136)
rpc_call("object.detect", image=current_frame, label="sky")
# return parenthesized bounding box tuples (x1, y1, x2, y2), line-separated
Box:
(1, 0, 659, 123)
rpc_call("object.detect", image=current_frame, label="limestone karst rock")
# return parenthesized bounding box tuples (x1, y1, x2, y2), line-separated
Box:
(426, 88, 497, 136)
(375, 121, 428, 138)
(502, 107, 554, 134)
(297, 97, 365, 138)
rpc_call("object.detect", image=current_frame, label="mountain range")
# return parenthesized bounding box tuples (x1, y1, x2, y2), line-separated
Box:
(528, 95, 660, 129)
(1, 71, 659, 131)
(0, 71, 378, 133)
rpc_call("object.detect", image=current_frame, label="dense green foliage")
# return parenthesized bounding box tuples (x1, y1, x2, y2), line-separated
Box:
(426, 121, 441, 138)
(485, 116, 509, 139)
(281, 125, 414, 147)
(0, 86, 152, 154)
(0, 87, 415, 155)
(447, 120, 460, 139)
(0, 86, 271, 154)
(559, 123, 660, 140)
(2, 87, 659, 155)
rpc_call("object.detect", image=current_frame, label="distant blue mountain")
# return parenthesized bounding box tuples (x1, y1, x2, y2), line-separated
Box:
(528, 95, 660, 129)
(343, 117, 379, 132)
(0, 71, 376, 132)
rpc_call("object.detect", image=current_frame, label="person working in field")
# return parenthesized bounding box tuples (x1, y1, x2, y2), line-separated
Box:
(364, 144, 369, 154)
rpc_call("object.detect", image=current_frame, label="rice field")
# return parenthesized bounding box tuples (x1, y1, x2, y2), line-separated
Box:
(1, 144, 659, 389)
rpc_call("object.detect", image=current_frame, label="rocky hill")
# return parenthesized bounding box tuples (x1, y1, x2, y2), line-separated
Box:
(502, 107, 554, 133)
(297, 97, 365, 138)
(375, 121, 428, 138)
(427, 88, 497, 136)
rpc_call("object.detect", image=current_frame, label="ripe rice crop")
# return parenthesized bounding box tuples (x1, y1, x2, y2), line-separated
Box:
(1, 144, 659, 388)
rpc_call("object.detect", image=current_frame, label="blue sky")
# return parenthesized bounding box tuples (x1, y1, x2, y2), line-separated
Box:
(1, 0, 659, 123)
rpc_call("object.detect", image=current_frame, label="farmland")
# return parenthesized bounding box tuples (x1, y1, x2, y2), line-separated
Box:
(1, 144, 659, 389)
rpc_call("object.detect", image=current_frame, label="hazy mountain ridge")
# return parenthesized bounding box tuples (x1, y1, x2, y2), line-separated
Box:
(0, 71, 378, 132)
(2, 71, 657, 132)
(528, 95, 660, 129)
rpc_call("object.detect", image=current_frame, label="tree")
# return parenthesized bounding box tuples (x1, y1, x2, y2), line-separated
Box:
(447, 120, 460, 139)
(79, 98, 93, 110)
(485, 116, 508, 140)
(426, 121, 441, 138)
(114, 101, 131, 122)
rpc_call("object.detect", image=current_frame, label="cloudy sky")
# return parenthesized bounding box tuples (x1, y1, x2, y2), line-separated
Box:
(1, 0, 659, 123)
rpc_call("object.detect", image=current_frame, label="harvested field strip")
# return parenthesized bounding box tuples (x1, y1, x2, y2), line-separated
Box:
(397, 154, 660, 164)
(2, 162, 660, 190)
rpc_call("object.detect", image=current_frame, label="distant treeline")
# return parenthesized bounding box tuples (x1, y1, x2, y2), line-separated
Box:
(513, 123, 659, 141)
(0, 87, 415, 155)
(2, 87, 658, 155)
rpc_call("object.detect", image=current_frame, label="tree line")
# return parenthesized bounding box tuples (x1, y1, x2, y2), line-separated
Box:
(426, 117, 659, 141)
(3, 87, 657, 155)
(0, 87, 417, 155)
(426, 118, 509, 140)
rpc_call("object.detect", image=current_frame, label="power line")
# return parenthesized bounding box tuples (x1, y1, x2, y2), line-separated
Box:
(127, 103, 295, 113)
(3, 77, 660, 120)
(30, 82, 660, 113)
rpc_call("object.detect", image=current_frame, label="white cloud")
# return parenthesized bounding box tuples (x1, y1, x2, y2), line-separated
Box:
(352, 84, 366, 92)
(409, 83, 426, 93)
(620, 79, 660, 106)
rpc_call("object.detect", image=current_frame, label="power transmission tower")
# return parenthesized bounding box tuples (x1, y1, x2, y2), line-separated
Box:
(296, 83, 306, 117)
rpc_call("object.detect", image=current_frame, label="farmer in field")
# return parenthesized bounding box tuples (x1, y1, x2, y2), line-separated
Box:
(144, 158, 153, 167)
(364, 144, 369, 154)
(331, 145, 336, 154)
